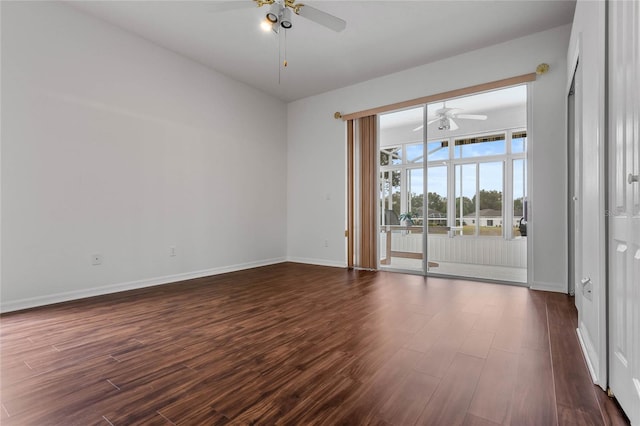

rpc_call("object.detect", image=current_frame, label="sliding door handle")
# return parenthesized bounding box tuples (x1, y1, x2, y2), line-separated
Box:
(628, 173, 639, 184)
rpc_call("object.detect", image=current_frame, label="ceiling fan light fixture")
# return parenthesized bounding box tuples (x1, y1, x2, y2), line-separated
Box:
(280, 7, 293, 29)
(438, 117, 450, 130)
(266, 3, 280, 23)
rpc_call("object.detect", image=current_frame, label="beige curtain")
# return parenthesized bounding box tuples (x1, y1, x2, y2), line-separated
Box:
(347, 115, 377, 269)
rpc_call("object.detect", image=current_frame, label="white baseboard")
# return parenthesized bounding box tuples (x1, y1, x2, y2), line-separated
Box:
(530, 280, 567, 293)
(576, 326, 599, 383)
(286, 257, 347, 269)
(0, 257, 286, 313)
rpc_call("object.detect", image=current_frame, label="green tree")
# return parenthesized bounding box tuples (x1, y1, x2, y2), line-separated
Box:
(410, 193, 424, 216)
(427, 192, 447, 214)
(391, 192, 401, 215)
(455, 196, 475, 215)
(474, 190, 502, 210)
(513, 197, 524, 216)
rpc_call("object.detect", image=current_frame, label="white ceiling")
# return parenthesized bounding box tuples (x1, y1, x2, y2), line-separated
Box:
(68, 0, 576, 102)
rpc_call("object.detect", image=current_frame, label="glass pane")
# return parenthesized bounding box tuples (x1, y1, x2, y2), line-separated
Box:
(454, 134, 506, 158)
(427, 140, 449, 161)
(427, 166, 448, 234)
(378, 106, 425, 272)
(406, 143, 424, 163)
(455, 163, 477, 236)
(407, 168, 424, 226)
(380, 170, 401, 223)
(380, 146, 402, 166)
(478, 162, 503, 236)
(512, 132, 526, 153)
(379, 105, 424, 166)
(513, 159, 527, 237)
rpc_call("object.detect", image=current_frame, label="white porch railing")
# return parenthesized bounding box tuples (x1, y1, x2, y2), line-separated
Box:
(380, 232, 527, 268)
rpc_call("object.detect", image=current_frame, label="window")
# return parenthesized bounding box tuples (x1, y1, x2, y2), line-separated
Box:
(427, 140, 448, 161)
(406, 143, 424, 163)
(381, 129, 526, 239)
(513, 158, 527, 236)
(380, 146, 402, 166)
(478, 161, 504, 236)
(454, 134, 506, 159)
(427, 166, 448, 234)
(407, 168, 424, 225)
(511, 131, 527, 153)
(455, 163, 476, 235)
(380, 170, 401, 220)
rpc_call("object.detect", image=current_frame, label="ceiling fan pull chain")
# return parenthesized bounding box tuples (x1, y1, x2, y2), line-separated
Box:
(284, 29, 288, 68)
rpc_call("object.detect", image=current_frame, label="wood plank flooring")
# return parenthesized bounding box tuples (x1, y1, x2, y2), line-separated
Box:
(0, 262, 630, 425)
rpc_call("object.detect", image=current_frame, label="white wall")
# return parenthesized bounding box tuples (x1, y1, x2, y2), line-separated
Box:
(567, 0, 607, 388)
(1, 1, 287, 312)
(287, 25, 570, 293)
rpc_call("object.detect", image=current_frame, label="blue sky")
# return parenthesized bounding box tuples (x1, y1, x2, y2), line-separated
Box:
(406, 137, 526, 201)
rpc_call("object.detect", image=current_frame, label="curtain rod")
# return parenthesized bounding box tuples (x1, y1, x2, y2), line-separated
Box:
(335, 66, 548, 121)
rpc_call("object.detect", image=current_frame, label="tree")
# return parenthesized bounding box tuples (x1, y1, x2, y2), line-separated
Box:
(427, 192, 447, 215)
(513, 197, 524, 216)
(455, 196, 475, 215)
(410, 193, 424, 215)
(473, 190, 502, 210)
(391, 192, 401, 214)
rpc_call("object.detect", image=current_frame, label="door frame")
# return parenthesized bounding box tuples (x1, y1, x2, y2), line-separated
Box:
(567, 25, 608, 389)
(567, 66, 578, 297)
(376, 89, 530, 283)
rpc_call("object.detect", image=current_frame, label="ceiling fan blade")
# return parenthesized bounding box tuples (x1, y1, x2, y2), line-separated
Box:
(207, 1, 259, 13)
(449, 119, 459, 131)
(427, 118, 439, 125)
(297, 4, 346, 32)
(413, 125, 423, 132)
(455, 114, 488, 120)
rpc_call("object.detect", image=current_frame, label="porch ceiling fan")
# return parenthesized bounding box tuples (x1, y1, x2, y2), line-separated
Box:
(414, 103, 488, 132)
(211, 0, 346, 33)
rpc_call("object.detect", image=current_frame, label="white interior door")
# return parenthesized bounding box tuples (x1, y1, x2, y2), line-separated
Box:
(608, 1, 640, 424)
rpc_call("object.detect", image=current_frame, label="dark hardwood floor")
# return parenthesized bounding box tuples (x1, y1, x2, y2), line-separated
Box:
(0, 262, 630, 425)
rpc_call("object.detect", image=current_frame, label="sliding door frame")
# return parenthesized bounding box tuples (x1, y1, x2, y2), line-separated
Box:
(350, 73, 537, 280)
(376, 84, 531, 283)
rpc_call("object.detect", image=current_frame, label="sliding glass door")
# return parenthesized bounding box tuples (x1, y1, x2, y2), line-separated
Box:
(378, 85, 528, 283)
(379, 107, 425, 272)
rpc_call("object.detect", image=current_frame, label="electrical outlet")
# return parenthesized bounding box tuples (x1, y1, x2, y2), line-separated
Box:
(324, 240, 329, 247)
(91, 254, 102, 265)
(169, 246, 177, 257)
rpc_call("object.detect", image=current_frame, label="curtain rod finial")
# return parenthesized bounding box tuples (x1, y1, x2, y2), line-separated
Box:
(536, 63, 550, 75)
(334, 112, 342, 119)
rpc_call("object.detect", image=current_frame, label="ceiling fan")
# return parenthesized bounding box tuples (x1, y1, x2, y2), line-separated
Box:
(261, 0, 346, 32)
(212, 0, 346, 33)
(414, 103, 488, 131)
